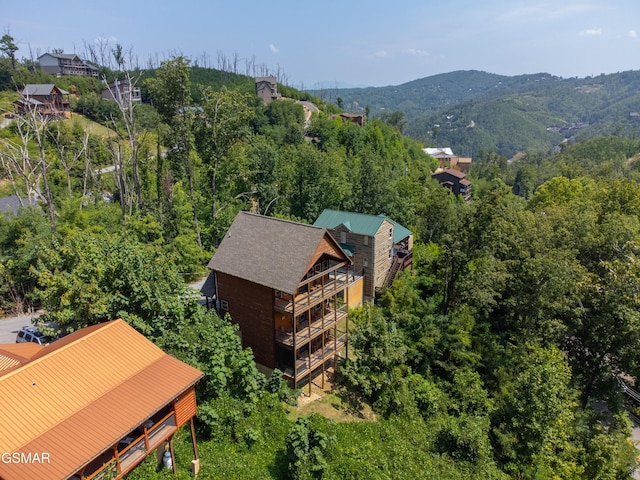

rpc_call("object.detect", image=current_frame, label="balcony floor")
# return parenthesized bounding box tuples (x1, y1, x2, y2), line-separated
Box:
(283, 334, 347, 380)
(276, 308, 347, 347)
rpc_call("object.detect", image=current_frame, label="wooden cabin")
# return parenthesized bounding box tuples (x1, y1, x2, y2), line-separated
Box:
(38, 53, 98, 77)
(313, 209, 413, 300)
(202, 212, 363, 393)
(255, 76, 281, 104)
(0, 320, 203, 480)
(14, 84, 71, 118)
(431, 168, 472, 202)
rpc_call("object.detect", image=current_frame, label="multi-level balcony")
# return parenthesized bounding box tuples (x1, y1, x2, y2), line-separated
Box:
(276, 304, 347, 347)
(60, 61, 98, 77)
(274, 266, 362, 315)
(274, 261, 358, 388)
(283, 332, 348, 380)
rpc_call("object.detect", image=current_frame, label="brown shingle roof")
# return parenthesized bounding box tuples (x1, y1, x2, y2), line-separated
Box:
(21, 84, 69, 96)
(207, 212, 348, 294)
(433, 168, 467, 179)
(0, 320, 203, 480)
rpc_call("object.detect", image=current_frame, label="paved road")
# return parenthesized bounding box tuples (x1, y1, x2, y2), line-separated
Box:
(298, 100, 319, 128)
(0, 314, 41, 344)
(0, 278, 207, 345)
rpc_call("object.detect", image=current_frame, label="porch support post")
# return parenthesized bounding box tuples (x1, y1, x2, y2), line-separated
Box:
(169, 436, 177, 475)
(190, 417, 199, 461)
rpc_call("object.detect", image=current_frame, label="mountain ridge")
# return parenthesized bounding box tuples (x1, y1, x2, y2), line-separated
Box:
(310, 69, 640, 159)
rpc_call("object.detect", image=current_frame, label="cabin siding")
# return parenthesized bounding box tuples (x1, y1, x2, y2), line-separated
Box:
(174, 387, 197, 427)
(216, 272, 275, 368)
(372, 219, 394, 293)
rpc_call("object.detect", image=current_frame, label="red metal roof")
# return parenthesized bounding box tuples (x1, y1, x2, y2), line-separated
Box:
(0, 344, 44, 373)
(0, 320, 203, 480)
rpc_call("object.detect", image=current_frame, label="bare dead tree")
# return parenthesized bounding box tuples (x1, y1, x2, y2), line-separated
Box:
(82, 39, 99, 65)
(0, 138, 41, 204)
(232, 51, 239, 74)
(216, 50, 225, 71)
(1, 104, 56, 232)
(125, 46, 138, 70)
(80, 127, 92, 199)
(245, 56, 255, 76)
(105, 122, 130, 216)
(26, 43, 39, 73)
(49, 123, 88, 196)
(102, 63, 145, 208)
(258, 63, 270, 77)
(94, 36, 111, 68)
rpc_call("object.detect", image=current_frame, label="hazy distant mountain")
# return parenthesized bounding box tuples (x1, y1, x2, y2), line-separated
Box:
(310, 70, 640, 159)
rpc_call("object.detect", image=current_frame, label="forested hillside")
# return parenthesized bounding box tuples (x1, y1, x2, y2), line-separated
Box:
(2, 42, 640, 479)
(319, 69, 640, 159)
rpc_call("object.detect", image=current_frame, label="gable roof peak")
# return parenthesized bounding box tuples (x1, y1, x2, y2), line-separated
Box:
(208, 212, 349, 293)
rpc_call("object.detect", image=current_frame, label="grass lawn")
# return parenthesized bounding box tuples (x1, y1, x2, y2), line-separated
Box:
(62, 114, 116, 138)
(290, 390, 376, 423)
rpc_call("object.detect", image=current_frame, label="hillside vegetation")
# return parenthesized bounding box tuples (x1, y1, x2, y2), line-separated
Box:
(318, 70, 640, 158)
(2, 44, 640, 479)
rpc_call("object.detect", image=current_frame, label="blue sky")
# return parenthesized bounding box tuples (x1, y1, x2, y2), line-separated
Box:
(4, 0, 640, 88)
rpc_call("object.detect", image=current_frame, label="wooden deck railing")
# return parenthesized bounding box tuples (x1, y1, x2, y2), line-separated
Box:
(82, 411, 177, 480)
(276, 306, 347, 347)
(275, 270, 363, 314)
(283, 334, 347, 380)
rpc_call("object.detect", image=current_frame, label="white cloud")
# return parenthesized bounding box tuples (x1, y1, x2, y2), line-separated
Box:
(579, 28, 602, 36)
(93, 36, 118, 44)
(374, 50, 388, 58)
(628, 30, 638, 38)
(405, 48, 428, 57)
(269, 43, 279, 53)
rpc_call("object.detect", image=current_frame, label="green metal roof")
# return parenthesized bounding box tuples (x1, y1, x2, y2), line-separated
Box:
(386, 217, 412, 244)
(339, 243, 354, 256)
(314, 209, 411, 243)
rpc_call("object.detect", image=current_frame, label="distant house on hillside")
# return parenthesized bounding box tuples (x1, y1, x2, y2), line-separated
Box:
(337, 113, 365, 126)
(201, 212, 363, 393)
(38, 52, 98, 77)
(102, 78, 142, 105)
(431, 168, 472, 202)
(424, 147, 472, 174)
(14, 84, 70, 118)
(313, 209, 413, 300)
(0, 320, 204, 480)
(255, 76, 281, 104)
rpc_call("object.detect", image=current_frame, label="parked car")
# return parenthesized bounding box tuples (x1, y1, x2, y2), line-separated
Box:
(16, 326, 55, 345)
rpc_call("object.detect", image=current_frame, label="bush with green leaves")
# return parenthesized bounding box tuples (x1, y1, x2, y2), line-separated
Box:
(286, 415, 333, 480)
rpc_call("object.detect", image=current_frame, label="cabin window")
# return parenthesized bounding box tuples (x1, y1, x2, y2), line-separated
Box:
(340, 231, 347, 243)
(322, 260, 329, 270)
(314, 264, 321, 274)
(220, 299, 229, 310)
(389, 228, 393, 238)
(363, 235, 368, 246)
(363, 258, 368, 268)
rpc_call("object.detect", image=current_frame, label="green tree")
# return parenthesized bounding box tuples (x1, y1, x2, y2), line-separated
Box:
(146, 56, 202, 245)
(32, 231, 190, 335)
(567, 246, 640, 405)
(491, 344, 583, 478)
(195, 87, 255, 244)
(340, 304, 409, 414)
(0, 33, 18, 70)
(286, 415, 333, 480)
